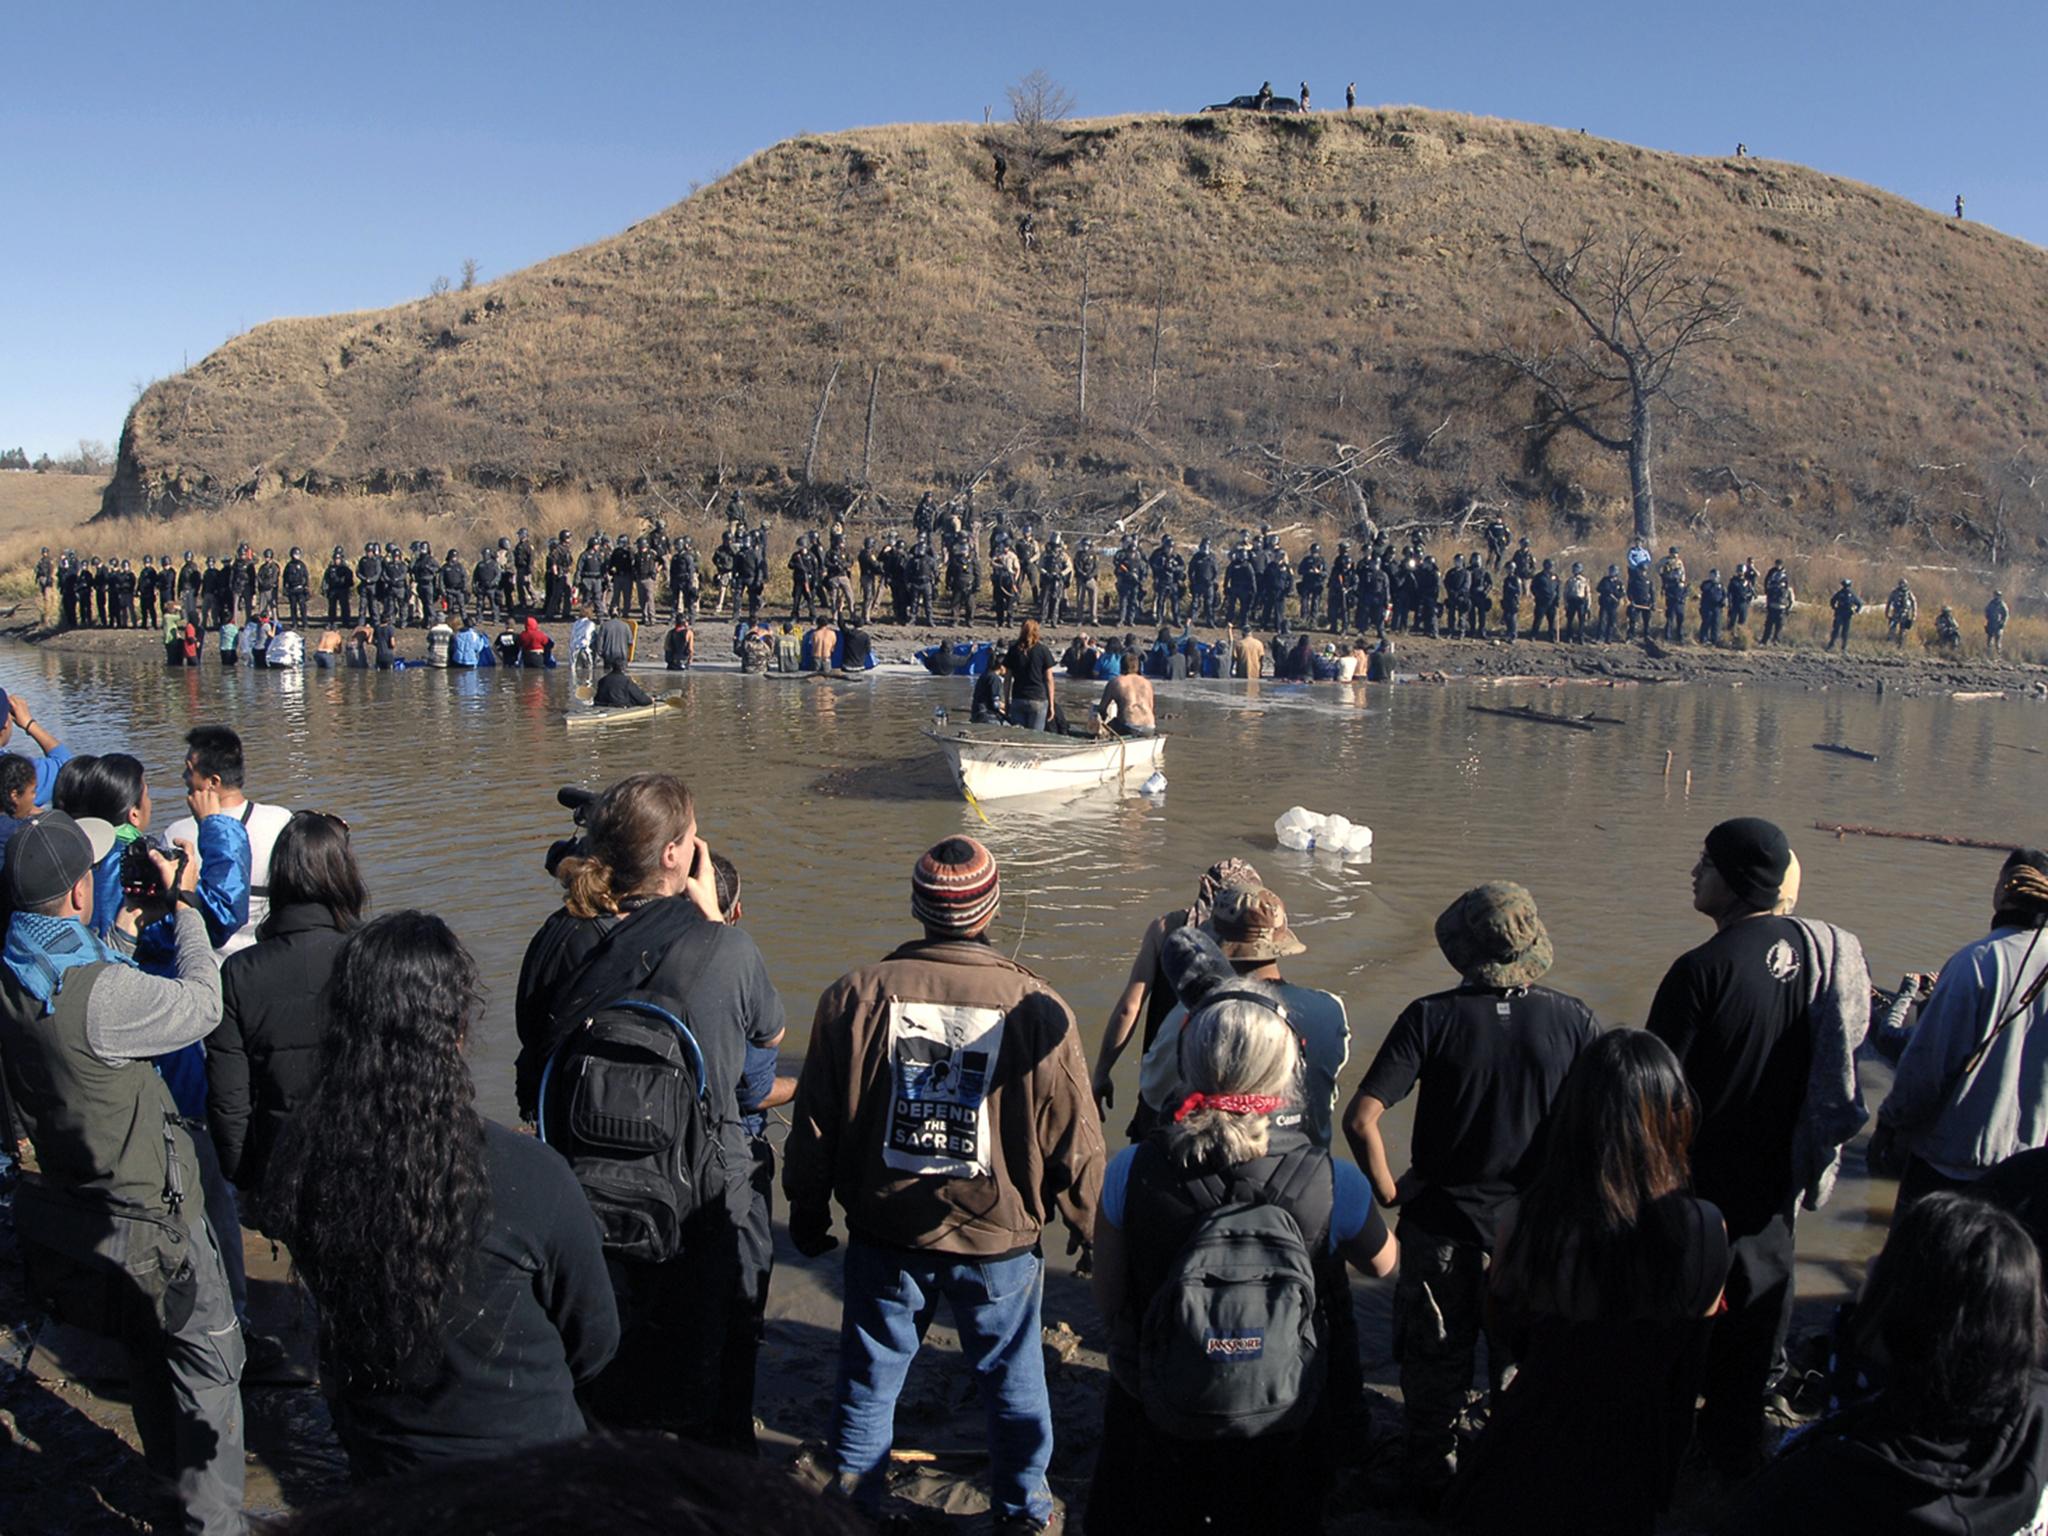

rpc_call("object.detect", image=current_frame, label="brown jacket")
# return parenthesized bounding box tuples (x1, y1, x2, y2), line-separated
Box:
(783, 937, 1104, 1257)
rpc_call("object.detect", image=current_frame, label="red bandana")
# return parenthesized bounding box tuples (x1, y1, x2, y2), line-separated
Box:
(1173, 1092, 1286, 1123)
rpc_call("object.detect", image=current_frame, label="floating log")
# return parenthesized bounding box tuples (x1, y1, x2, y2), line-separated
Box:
(1812, 742, 1879, 762)
(1996, 741, 2044, 757)
(1952, 691, 2006, 702)
(1468, 704, 1594, 732)
(1814, 822, 2016, 853)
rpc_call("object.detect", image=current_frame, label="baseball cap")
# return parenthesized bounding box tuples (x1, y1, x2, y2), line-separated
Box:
(5, 812, 116, 909)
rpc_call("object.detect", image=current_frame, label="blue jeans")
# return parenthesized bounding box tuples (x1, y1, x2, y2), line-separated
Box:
(1011, 698, 1049, 732)
(834, 1241, 1053, 1522)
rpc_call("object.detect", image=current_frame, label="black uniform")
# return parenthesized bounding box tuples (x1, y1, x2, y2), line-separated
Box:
(283, 557, 311, 623)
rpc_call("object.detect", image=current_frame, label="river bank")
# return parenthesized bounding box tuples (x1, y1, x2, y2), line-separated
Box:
(10, 614, 2046, 700)
(1, 618, 2036, 1533)
(1, 1165, 1835, 1535)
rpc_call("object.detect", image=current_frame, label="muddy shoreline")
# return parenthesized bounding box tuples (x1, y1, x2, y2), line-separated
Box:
(9, 617, 2045, 701)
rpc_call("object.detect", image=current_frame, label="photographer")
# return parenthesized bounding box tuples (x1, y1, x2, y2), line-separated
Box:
(0, 814, 244, 1536)
(52, 753, 249, 1119)
(1872, 849, 2048, 1211)
(513, 773, 785, 1446)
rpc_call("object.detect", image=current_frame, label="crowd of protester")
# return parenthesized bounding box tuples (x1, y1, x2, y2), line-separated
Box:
(0, 713, 2044, 1534)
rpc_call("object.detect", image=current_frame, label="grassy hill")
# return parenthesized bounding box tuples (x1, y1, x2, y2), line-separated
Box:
(103, 108, 2048, 566)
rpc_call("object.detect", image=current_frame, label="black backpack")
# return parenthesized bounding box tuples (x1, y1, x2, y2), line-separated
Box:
(1133, 1142, 1334, 1441)
(537, 904, 725, 1264)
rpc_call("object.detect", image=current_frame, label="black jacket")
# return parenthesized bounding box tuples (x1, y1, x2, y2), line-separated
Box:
(1715, 1377, 2048, 1536)
(207, 903, 347, 1196)
(329, 1122, 619, 1479)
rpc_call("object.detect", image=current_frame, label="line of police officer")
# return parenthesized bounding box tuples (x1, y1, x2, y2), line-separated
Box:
(37, 503, 2012, 654)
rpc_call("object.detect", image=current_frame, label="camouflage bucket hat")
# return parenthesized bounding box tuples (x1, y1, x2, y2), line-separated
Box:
(1204, 885, 1306, 962)
(1434, 881, 1553, 988)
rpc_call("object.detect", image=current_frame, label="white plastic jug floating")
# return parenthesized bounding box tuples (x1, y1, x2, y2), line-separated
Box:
(1273, 807, 1373, 857)
(1140, 771, 1168, 796)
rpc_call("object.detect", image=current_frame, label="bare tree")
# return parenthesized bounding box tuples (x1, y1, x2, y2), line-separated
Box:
(1497, 221, 1739, 544)
(1007, 68, 1075, 134)
(460, 257, 480, 291)
(429, 274, 451, 297)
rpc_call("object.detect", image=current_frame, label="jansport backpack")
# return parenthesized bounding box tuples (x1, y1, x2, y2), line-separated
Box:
(537, 905, 725, 1264)
(1137, 1144, 1332, 1440)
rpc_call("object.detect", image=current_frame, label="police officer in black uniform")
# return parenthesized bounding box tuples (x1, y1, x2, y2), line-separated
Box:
(282, 547, 311, 624)
(1595, 564, 1624, 643)
(1074, 536, 1101, 626)
(670, 537, 701, 623)
(1187, 537, 1218, 627)
(1297, 543, 1326, 629)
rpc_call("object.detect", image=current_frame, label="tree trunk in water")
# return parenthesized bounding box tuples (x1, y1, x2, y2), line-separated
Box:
(1628, 386, 1656, 545)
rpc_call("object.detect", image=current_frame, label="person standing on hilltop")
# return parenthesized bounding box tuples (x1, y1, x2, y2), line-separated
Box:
(1346, 81, 1357, 110)
(1256, 80, 1274, 111)
(1956, 193, 1965, 220)
(1299, 81, 1310, 111)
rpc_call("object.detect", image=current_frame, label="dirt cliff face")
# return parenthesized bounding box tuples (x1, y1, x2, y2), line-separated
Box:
(105, 110, 2048, 561)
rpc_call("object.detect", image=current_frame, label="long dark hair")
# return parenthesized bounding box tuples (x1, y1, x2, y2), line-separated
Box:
(266, 912, 490, 1391)
(1498, 1030, 1697, 1313)
(1857, 1192, 2044, 1435)
(52, 752, 144, 826)
(260, 811, 368, 937)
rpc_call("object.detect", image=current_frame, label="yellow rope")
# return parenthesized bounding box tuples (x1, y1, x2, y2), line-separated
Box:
(961, 779, 990, 826)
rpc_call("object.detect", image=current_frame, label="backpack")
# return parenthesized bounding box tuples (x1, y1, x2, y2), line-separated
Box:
(1136, 1143, 1332, 1441)
(537, 903, 725, 1264)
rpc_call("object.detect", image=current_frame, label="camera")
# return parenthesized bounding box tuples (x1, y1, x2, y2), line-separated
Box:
(545, 786, 597, 877)
(120, 834, 187, 899)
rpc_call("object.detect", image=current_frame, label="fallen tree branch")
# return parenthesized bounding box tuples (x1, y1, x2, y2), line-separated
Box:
(1813, 822, 2016, 853)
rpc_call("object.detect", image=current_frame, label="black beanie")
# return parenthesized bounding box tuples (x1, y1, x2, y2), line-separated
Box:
(1705, 817, 1793, 908)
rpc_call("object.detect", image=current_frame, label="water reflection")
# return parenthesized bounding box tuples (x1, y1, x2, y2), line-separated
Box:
(1, 644, 2040, 1287)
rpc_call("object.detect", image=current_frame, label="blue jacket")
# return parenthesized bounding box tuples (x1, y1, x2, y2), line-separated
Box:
(28, 744, 72, 808)
(87, 816, 250, 1119)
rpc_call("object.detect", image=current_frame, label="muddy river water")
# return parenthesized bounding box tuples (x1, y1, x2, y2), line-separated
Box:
(4, 643, 2042, 1302)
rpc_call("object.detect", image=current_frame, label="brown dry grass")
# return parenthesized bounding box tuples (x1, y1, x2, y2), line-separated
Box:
(0, 473, 105, 602)
(0, 472, 102, 539)
(101, 110, 2047, 580)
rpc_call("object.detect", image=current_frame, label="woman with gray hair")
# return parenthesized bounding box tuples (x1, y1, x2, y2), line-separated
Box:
(1086, 993, 1396, 1534)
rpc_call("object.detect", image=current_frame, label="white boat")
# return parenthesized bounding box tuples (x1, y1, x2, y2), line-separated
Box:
(924, 724, 1166, 801)
(562, 699, 673, 729)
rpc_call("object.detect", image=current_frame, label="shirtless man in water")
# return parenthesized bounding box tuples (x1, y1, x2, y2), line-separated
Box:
(1229, 624, 1266, 679)
(1098, 670, 1156, 737)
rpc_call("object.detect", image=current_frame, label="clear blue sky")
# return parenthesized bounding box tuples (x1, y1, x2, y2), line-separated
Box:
(6, 0, 2042, 457)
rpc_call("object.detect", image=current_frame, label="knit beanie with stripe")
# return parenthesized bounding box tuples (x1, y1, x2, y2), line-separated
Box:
(912, 837, 1001, 936)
